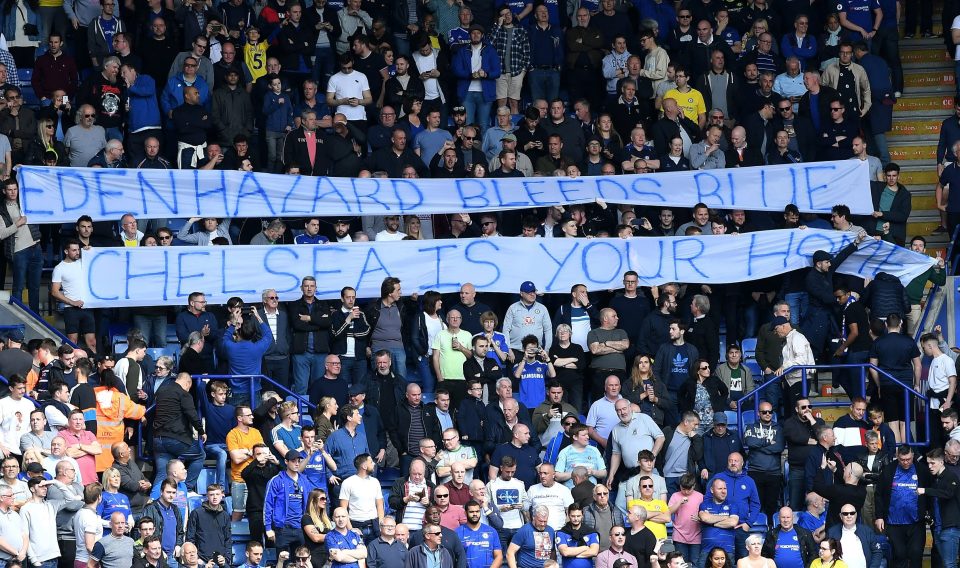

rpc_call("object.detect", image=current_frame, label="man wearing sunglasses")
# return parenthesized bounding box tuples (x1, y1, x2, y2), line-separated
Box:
(783, 398, 825, 510)
(743, 402, 785, 521)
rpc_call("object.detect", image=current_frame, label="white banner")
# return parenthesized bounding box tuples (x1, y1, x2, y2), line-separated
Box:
(76, 229, 934, 308)
(18, 160, 874, 223)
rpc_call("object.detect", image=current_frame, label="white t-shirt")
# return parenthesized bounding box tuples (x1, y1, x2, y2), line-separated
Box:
(338, 474, 382, 522)
(327, 70, 370, 121)
(526, 482, 573, 530)
(51, 259, 84, 302)
(929, 353, 958, 409)
(374, 230, 407, 242)
(487, 477, 527, 529)
(0, 396, 35, 455)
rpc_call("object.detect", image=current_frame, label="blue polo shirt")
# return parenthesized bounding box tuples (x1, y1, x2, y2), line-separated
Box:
(700, 498, 739, 552)
(327, 529, 364, 568)
(457, 523, 502, 568)
(556, 529, 600, 568)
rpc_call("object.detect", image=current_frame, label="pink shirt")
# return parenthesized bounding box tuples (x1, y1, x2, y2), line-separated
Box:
(668, 490, 704, 544)
(60, 429, 98, 484)
(438, 504, 467, 530)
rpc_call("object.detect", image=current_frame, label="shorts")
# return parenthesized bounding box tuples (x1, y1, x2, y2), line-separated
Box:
(879, 385, 904, 421)
(63, 306, 96, 336)
(495, 71, 526, 100)
(231, 481, 247, 513)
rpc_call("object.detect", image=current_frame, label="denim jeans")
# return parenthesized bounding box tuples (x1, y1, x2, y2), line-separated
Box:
(386, 348, 407, 383)
(339, 356, 367, 388)
(12, 244, 42, 312)
(313, 46, 336, 91)
(153, 436, 206, 492)
(937, 527, 960, 568)
(463, 91, 492, 133)
(265, 130, 286, 172)
(133, 313, 168, 348)
(414, 355, 436, 401)
(204, 442, 229, 488)
(528, 69, 560, 102)
(292, 352, 327, 396)
(30, 559, 58, 568)
(674, 543, 700, 567)
(783, 291, 808, 327)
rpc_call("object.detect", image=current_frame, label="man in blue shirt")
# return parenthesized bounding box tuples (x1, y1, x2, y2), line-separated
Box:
(327, 507, 368, 568)
(761, 507, 818, 567)
(263, 450, 308, 554)
(457, 501, 502, 568)
(294, 218, 330, 244)
(838, 0, 882, 43)
(705, 453, 760, 559)
(698, 478, 741, 568)
(874, 445, 931, 568)
(506, 505, 556, 568)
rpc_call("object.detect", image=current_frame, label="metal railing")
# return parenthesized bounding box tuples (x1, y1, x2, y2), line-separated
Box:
(136, 372, 317, 462)
(914, 224, 960, 341)
(7, 295, 77, 348)
(736, 362, 930, 447)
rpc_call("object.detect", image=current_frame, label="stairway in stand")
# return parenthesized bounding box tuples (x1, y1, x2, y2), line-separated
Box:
(893, 19, 953, 246)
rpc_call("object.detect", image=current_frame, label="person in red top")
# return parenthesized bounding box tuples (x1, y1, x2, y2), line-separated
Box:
(60, 408, 102, 484)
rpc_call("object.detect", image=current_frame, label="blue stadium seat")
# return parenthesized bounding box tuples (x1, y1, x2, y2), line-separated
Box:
(750, 513, 768, 533)
(147, 346, 179, 364)
(724, 411, 738, 426)
(232, 543, 246, 565)
(743, 359, 763, 377)
(232, 519, 250, 540)
(741, 337, 757, 358)
(741, 410, 756, 426)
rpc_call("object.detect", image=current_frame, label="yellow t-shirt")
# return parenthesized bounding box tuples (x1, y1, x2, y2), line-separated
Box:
(664, 88, 706, 124)
(244, 41, 269, 83)
(226, 426, 265, 483)
(628, 498, 669, 540)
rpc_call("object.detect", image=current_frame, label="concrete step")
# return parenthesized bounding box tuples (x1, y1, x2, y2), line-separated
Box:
(913, 192, 939, 211)
(900, 169, 940, 185)
(894, 94, 955, 114)
(905, 70, 956, 90)
(909, 217, 944, 237)
(889, 142, 937, 161)
(901, 46, 953, 67)
(890, 116, 942, 138)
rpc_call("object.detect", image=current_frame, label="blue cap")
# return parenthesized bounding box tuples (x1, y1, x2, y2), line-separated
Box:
(520, 281, 537, 293)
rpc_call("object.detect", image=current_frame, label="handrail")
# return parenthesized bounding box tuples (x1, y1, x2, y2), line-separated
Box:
(190, 374, 318, 414)
(736, 363, 930, 447)
(7, 296, 77, 348)
(914, 224, 960, 341)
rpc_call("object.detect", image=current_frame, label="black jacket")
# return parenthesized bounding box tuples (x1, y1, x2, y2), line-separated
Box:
(153, 380, 204, 443)
(329, 305, 371, 358)
(395, 402, 441, 456)
(463, 356, 503, 390)
(805, 242, 858, 311)
(288, 297, 334, 355)
(484, 401, 539, 457)
(281, 127, 333, 175)
(142, 500, 185, 549)
(797, 85, 840, 129)
(783, 414, 825, 467)
(678, 375, 729, 416)
(365, 298, 411, 346)
(926, 468, 960, 529)
(761, 524, 818, 567)
(650, 115, 701, 156)
(742, 112, 777, 157)
(814, 476, 867, 528)
(687, 315, 720, 367)
(771, 113, 817, 163)
(185, 503, 231, 561)
(388, 476, 436, 521)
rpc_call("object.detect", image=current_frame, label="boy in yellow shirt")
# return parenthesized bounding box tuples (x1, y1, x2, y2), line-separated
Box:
(243, 26, 269, 83)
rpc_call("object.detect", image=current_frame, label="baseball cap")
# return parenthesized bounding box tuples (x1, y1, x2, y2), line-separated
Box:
(770, 316, 790, 327)
(613, 560, 633, 568)
(713, 412, 728, 424)
(812, 250, 831, 263)
(348, 383, 366, 397)
(520, 281, 537, 293)
(501, 133, 517, 142)
(4, 329, 23, 342)
(284, 450, 303, 461)
(469, 24, 485, 34)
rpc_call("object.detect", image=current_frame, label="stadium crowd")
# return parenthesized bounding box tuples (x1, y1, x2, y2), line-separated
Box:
(0, 0, 954, 566)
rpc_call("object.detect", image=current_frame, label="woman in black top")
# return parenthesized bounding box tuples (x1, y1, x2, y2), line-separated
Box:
(549, 324, 588, 414)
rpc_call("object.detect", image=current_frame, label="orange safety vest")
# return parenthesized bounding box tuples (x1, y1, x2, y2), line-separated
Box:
(93, 386, 146, 471)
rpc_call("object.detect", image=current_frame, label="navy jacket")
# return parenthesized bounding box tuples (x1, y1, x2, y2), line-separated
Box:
(825, 523, 883, 568)
(703, 430, 743, 478)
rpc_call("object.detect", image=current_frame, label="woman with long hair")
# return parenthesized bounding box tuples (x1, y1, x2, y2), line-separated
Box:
(409, 290, 444, 401)
(302, 488, 334, 567)
(810, 538, 846, 568)
(680, 359, 729, 435)
(705, 547, 734, 568)
(404, 215, 424, 240)
(25, 117, 67, 165)
(622, 354, 671, 426)
(470, 163, 487, 178)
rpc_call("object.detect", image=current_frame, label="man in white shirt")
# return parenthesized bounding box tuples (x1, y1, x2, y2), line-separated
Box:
(922, 332, 958, 446)
(526, 463, 573, 530)
(338, 453, 385, 543)
(772, 316, 816, 409)
(374, 215, 407, 241)
(486, 455, 528, 551)
(50, 239, 97, 353)
(326, 53, 372, 125)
